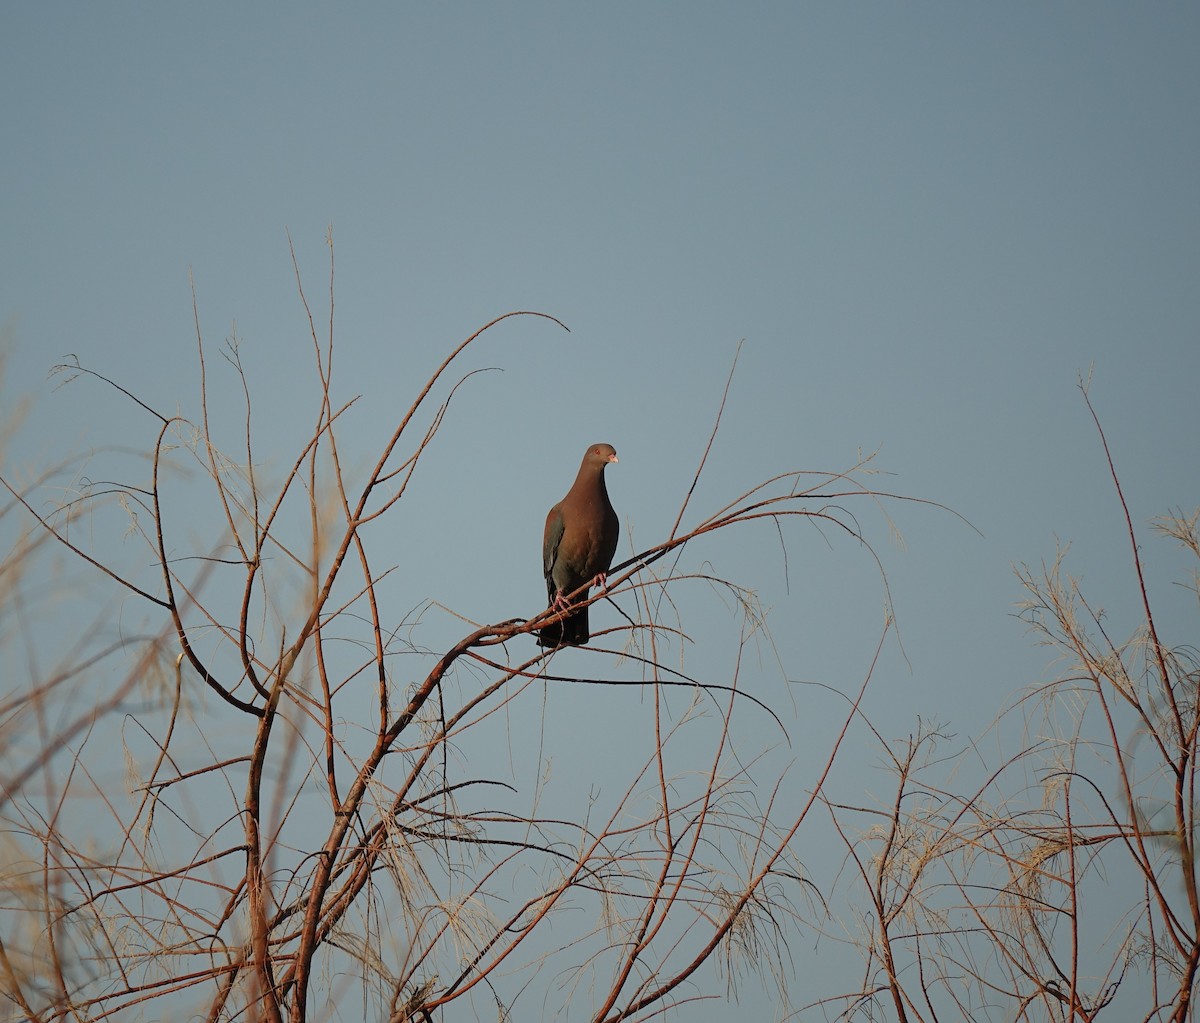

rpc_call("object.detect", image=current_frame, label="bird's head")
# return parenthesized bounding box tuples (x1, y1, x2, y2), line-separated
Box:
(587, 443, 618, 467)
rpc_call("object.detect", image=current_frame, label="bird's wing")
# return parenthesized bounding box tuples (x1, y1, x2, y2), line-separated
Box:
(543, 503, 566, 589)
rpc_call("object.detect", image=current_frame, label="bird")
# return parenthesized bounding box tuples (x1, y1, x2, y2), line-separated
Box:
(539, 443, 619, 647)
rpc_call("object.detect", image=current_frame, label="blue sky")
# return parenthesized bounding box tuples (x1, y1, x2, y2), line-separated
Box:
(3, 4, 1199, 1020)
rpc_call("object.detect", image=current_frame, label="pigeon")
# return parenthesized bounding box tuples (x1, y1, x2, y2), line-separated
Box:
(539, 443, 619, 647)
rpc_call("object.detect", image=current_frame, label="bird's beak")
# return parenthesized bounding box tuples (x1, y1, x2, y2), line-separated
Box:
(609, 454, 619, 463)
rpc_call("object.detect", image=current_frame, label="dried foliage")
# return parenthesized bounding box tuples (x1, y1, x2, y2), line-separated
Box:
(8, 248, 1187, 1023)
(0, 241, 913, 1023)
(818, 385, 1200, 1022)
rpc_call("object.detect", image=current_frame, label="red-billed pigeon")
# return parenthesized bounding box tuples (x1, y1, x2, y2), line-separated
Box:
(539, 443, 619, 647)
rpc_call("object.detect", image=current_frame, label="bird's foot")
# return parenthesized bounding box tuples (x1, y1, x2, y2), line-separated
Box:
(552, 592, 572, 612)
(594, 572, 608, 594)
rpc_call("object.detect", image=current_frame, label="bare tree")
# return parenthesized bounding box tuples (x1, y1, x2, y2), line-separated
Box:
(819, 385, 1200, 1022)
(0, 239, 917, 1023)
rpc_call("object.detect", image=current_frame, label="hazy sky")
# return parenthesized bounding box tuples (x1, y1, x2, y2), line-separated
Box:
(3, 5, 1198, 1020)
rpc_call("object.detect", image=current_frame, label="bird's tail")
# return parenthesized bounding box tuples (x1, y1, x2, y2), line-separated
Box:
(538, 605, 589, 647)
